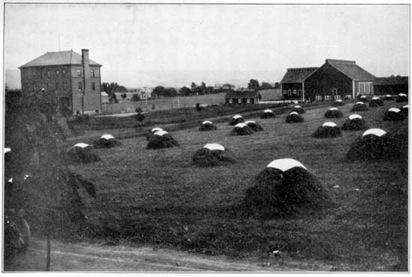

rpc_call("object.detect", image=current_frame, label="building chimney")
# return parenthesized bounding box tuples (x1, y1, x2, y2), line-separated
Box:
(82, 49, 90, 91)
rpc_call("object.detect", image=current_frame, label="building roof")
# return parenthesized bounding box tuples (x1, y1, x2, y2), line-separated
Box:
(325, 59, 375, 81)
(225, 90, 260, 99)
(258, 89, 283, 100)
(20, 50, 102, 68)
(280, 67, 319, 84)
(374, 76, 408, 86)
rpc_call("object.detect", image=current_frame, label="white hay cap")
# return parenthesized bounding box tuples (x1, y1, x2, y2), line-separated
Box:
(154, 130, 168, 136)
(235, 123, 247, 128)
(398, 93, 407, 97)
(294, 105, 302, 108)
(289, 111, 299, 116)
(372, 96, 380, 100)
(151, 127, 163, 133)
(4, 147, 11, 154)
(245, 120, 256, 124)
(322, 122, 337, 128)
(403, 104, 408, 109)
(388, 108, 401, 113)
(356, 101, 365, 105)
(386, 94, 392, 97)
(202, 120, 212, 125)
(264, 109, 273, 113)
(329, 107, 338, 111)
(8, 178, 13, 183)
(267, 158, 307, 172)
(74, 143, 89, 148)
(349, 114, 362, 120)
(360, 95, 367, 98)
(204, 143, 225, 151)
(233, 114, 243, 119)
(362, 128, 387, 137)
(101, 134, 115, 140)
(336, 99, 343, 102)
(24, 174, 32, 180)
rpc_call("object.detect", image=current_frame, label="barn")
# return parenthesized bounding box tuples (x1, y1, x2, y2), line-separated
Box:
(224, 90, 262, 105)
(280, 67, 319, 101)
(373, 76, 408, 95)
(304, 59, 375, 102)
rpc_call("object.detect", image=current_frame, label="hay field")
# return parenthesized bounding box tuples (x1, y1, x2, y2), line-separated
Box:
(70, 101, 408, 271)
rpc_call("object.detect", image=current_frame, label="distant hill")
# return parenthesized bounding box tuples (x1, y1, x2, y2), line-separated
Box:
(6, 69, 21, 89)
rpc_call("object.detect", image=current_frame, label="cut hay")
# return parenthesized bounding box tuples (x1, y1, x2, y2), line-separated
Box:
(332, 99, 345, 107)
(286, 112, 304, 123)
(229, 114, 245, 125)
(192, 143, 237, 167)
(260, 109, 275, 119)
(345, 129, 401, 161)
(396, 93, 408, 102)
(245, 120, 264, 131)
(242, 159, 333, 218)
(369, 97, 384, 107)
(147, 131, 179, 149)
(93, 134, 122, 148)
(401, 105, 408, 116)
(341, 114, 368, 131)
(383, 94, 394, 101)
(351, 102, 369, 112)
(312, 122, 342, 138)
(291, 105, 305, 114)
(67, 143, 101, 164)
(198, 120, 217, 131)
(383, 108, 404, 121)
(146, 127, 165, 140)
(324, 108, 343, 118)
(230, 123, 254, 136)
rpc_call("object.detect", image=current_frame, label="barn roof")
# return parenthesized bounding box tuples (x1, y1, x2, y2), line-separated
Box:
(225, 90, 260, 99)
(374, 76, 408, 86)
(280, 67, 319, 84)
(20, 50, 102, 68)
(325, 59, 375, 81)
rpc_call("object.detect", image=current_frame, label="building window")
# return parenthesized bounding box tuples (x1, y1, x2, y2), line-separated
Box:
(63, 82, 67, 90)
(293, 90, 297, 95)
(283, 90, 287, 95)
(334, 95, 341, 100)
(332, 88, 338, 95)
(78, 82, 82, 91)
(315, 95, 322, 101)
(325, 95, 332, 101)
(56, 70, 60, 76)
(62, 70, 66, 76)
(298, 89, 302, 96)
(47, 71, 51, 77)
(77, 70, 81, 77)
(41, 70, 45, 79)
(92, 82, 96, 91)
(345, 95, 352, 99)
(91, 69, 95, 77)
(288, 90, 291, 96)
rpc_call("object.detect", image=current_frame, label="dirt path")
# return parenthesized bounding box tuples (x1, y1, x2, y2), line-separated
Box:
(4, 239, 335, 272)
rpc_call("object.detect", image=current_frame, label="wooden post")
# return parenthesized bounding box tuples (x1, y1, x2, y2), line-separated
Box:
(302, 82, 305, 102)
(46, 234, 51, 271)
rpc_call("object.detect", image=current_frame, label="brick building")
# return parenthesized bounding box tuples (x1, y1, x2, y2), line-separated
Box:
(19, 49, 102, 114)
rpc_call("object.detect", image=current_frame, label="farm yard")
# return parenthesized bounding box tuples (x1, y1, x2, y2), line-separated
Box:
(64, 99, 407, 271)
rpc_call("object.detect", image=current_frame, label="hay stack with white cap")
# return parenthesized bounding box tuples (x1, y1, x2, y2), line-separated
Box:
(383, 108, 404, 121)
(192, 143, 237, 167)
(147, 130, 179, 149)
(199, 120, 217, 131)
(341, 114, 368, 131)
(260, 109, 275, 119)
(325, 107, 343, 118)
(146, 127, 165, 140)
(93, 134, 122, 148)
(369, 96, 384, 107)
(401, 105, 408, 117)
(286, 111, 304, 123)
(396, 93, 408, 103)
(312, 122, 342, 138)
(332, 99, 345, 107)
(291, 105, 305, 114)
(67, 143, 101, 164)
(245, 120, 264, 131)
(229, 114, 245, 126)
(351, 101, 369, 112)
(230, 123, 254, 136)
(345, 128, 400, 161)
(242, 158, 333, 218)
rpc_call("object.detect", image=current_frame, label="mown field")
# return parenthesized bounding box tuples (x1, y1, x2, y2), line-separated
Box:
(69, 100, 408, 271)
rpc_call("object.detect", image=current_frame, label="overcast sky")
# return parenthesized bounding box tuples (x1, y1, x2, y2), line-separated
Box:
(4, 3, 410, 88)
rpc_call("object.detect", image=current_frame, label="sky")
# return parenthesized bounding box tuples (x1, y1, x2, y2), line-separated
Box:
(3, 3, 410, 89)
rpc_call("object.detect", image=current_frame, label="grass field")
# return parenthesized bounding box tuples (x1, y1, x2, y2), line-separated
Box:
(69, 100, 408, 271)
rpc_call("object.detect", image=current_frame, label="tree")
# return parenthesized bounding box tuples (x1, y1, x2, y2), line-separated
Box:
(164, 88, 178, 97)
(260, 82, 273, 90)
(191, 82, 197, 92)
(206, 86, 215, 94)
(121, 93, 127, 100)
(179, 86, 192, 96)
(200, 82, 207, 95)
(248, 79, 260, 91)
(274, 82, 281, 89)
(152, 86, 166, 98)
(131, 94, 140, 101)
